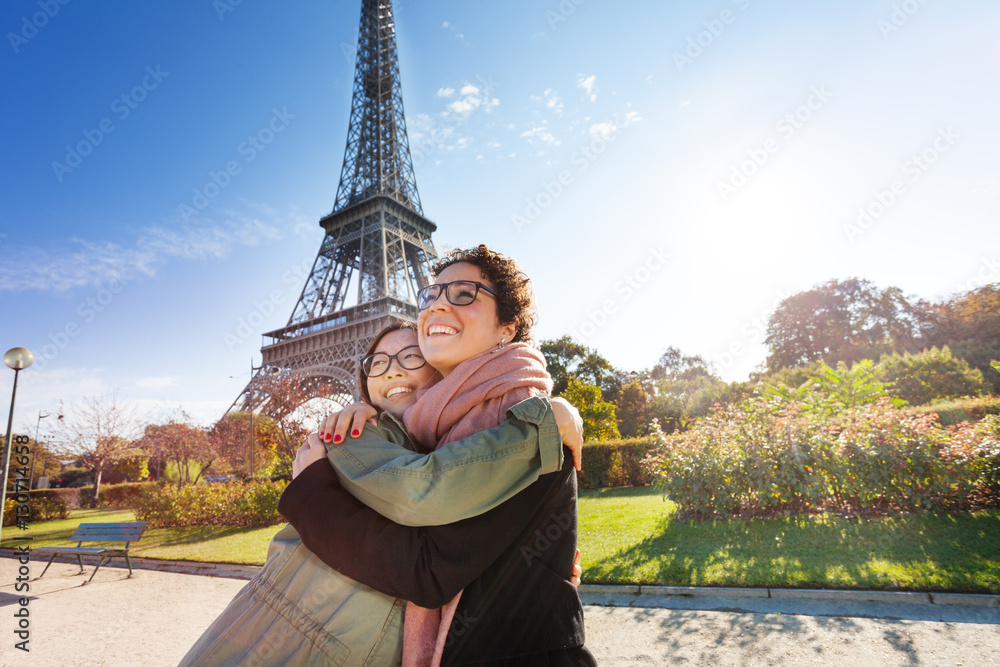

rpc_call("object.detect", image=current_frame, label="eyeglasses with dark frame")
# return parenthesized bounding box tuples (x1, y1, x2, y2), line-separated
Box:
(361, 345, 427, 377)
(417, 280, 498, 310)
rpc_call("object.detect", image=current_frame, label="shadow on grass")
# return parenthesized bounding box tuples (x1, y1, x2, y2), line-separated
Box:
(584, 488, 1000, 594)
(139, 525, 264, 549)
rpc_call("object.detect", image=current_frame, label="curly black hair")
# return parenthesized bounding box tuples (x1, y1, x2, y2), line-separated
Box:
(432, 244, 536, 344)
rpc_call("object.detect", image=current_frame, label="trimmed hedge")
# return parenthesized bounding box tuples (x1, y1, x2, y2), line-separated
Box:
(132, 480, 286, 528)
(578, 437, 657, 489)
(32, 487, 85, 509)
(3, 495, 69, 527)
(92, 482, 156, 508)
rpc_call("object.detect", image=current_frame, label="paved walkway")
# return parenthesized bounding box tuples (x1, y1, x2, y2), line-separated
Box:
(2, 557, 998, 666)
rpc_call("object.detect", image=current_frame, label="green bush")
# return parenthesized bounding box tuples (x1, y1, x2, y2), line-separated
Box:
(578, 437, 656, 489)
(877, 346, 989, 406)
(968, 415, 1000, 494)
(910, 395, 1000, 426)
(37, 487, 84, 509)
(3, 494, 69, 526)
(100, 482, 155, 508)
(132, 480, 287, 528)
(644, 396, 997, 519)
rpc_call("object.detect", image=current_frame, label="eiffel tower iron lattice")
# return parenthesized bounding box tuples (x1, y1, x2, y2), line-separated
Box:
(233, 0, 438, 418)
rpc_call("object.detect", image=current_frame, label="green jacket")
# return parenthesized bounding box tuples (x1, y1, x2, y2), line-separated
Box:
(179, 396, 561, 666)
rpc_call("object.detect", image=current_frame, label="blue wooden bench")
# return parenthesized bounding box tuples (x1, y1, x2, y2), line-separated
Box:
(35, 522, 147, 585)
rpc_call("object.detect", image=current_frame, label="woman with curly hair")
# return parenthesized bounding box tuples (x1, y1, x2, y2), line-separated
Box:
(181, 246, 593, 666)
(286, 245, 596, 666)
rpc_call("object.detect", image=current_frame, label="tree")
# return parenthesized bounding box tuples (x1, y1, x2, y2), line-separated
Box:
(615, 381, 647, 438)
(921, 283, 1000, 392)
(561, 379, 620, 441)
(648, 347, 728, 430)
(4, 434, 60, 490)
(251, 373, 336, 477)
(51, 391, 141, 507)
(111, 454, 149, 483)
(764, 278, 924, 372)
(209, 412, 282, 478)
(540, 337, 622, 400)
(136, 418, 215, 486)
(875, 346, 988, 405)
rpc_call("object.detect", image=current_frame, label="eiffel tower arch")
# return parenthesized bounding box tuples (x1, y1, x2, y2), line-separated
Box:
(233, 0, 438, 417)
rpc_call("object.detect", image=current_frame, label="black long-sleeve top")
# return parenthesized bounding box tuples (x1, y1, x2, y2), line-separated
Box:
(278, 450, 588, 664)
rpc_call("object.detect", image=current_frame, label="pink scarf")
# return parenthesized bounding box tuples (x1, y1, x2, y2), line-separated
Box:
(400, 342, 552, 667)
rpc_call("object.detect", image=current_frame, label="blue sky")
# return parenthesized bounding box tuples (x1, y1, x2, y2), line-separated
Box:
(2, 0, 999, 429)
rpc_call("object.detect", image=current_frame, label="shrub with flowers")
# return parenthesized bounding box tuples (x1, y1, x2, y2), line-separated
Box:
(132, 480, 286, 528)
(643, 396, 999, 520)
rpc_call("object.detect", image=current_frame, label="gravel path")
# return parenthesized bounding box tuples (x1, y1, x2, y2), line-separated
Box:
(2, 559, 998, 666)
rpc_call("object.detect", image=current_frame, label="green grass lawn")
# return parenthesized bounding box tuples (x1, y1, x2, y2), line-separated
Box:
(5, 489, 999, 593)
(1, 508, 285, 565)
(578, 487, 1000, 593)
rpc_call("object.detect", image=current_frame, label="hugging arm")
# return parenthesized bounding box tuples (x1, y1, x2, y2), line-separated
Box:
(325, 396, 564, 526)
(279, 454, 570, 609)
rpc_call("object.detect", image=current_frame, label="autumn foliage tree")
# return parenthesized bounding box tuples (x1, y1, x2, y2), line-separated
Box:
(920, 284, 1000, 392)
(250, 373, 338, 476)
(209, 412, 282, 478)
(136, 418, 214, 486)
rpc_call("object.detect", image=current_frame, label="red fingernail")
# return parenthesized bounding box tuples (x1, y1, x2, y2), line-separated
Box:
(351, 429, 360, 437)
(324, 434, 332, 442)
(333, 434, 342, 443)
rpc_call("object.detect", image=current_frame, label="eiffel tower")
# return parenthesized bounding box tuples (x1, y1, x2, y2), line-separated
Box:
(236, 0, 438, 415)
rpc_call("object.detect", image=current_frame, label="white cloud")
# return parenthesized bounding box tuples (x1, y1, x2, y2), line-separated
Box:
(588, 123, 617, 140)
(521, 126, 558, 145)
(407, 82, 500, 162)
(588, 111, 643, 139)
(577, 74, 598, 102)
(531, 88, 563, 114)
(446, 87, 499, 117)
(677, 99, 691, 109)
(0, 213, 283, 294)
(441, 20, 469, 46)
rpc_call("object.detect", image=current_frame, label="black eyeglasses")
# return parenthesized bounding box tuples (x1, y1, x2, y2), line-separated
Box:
(361, 345, 427, 377)
(417, 281, 498, 310)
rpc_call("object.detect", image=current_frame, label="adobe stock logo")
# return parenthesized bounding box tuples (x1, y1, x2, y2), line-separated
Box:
(178, 107, 295, 220)
(7, 0, 71, 54)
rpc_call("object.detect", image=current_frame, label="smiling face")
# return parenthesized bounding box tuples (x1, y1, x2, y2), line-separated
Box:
(417, 262, 517, 377)
(365, 329, 437, 416)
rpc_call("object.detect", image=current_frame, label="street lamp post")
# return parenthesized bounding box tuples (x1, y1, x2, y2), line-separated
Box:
(28, 411, 49, 490)
(2, 347, 35, 543)
(249, 358, 266, 480)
